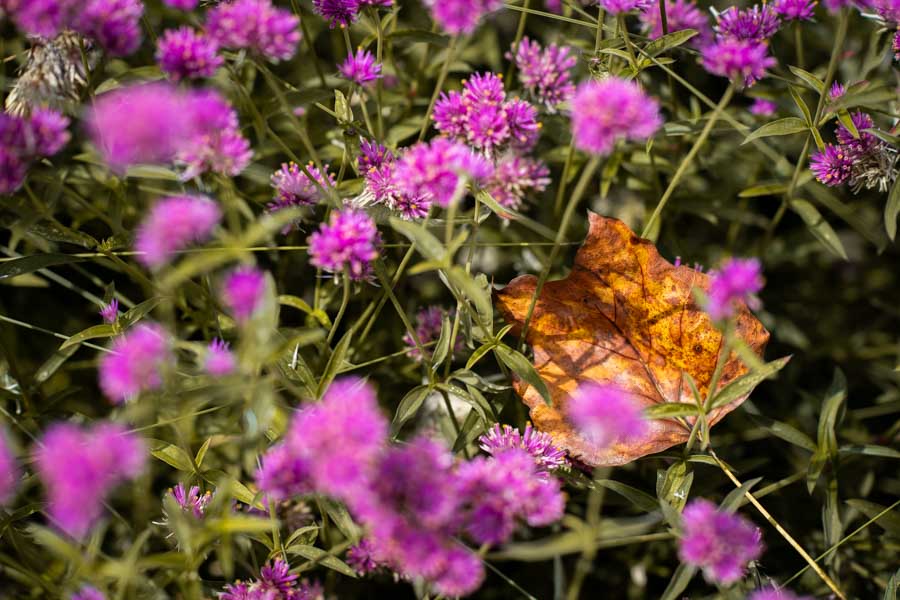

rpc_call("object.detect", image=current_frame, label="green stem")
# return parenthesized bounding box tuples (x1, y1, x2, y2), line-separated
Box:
(658, 0, 669, 34)
(369, 7, 386, 138)
(506, 0, 532, 81)
(641, 83, 734, 238)
(293, 0, 327, 87)
(552, 139, 577, 217)
(618, 14, 638, 75)
(326, 273, 352, 345)
(794, 21, 804, 69)
(418, 36, 459, 142)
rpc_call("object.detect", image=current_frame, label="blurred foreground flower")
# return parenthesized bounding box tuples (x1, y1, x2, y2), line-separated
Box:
(678, 498, 763, 583)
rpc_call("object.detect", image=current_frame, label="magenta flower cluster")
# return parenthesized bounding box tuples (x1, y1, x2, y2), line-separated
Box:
(395, 138, 493, 208)
(423, 0, 504, 34)
(715, 4, 781, 41)
(567, 383, 648, 448)
(810, 111, 884, 188)
(434, 72, 540, 156)
(205, 339, 236, 376)
(3, 0, 143, 56)
(87, 83, 252, 178)
(268, 162, 336, 228)
(599, 0, 651, 15)
(749, 98, 778, 116)
(701, 3, 779, 87)
(256, 378, 565, 597)
(0, 109, 70, 194)
(339, 48, 383, 85)
(358, 140, 431, 220)
(221, 266, 267, 324)
(486, 154, 551, 211)
(640, 0, 711, 43)
(71, 586, 106, 600)
(312, 0, 364, 28)
(307, 208, 381, 280)
(98, 323, 172, 403)
(206, 0, 301, 62)
(570, 79, 662, 156)
(163, 0, 197, 8)
(35, 422, 145, 538)
(99, 299, 119, 324)
(221, 559, 322, 600)
(678, 498, 764, 583)
(169, 483, 213, 518)
(705, 257, 764, 320)
(748, 587, 812, 600)
(156, 27, 223, 81)
(509, 37, 577, 111)
(0, 431, 19, 506)
(774, 0, 817, 21)
(135, 195, 222, 268)
(479, 423, 568, 472)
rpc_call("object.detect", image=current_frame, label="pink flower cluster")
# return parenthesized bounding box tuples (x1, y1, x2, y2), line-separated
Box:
(3, 0, 143, 56)
(640, 0, 711, 44)
(221, 559, 322, 600)
(169, 483, 213, 518)
(705, 257, 764, 320)
(156, 27, 223, 81)
(307, 208, 381, 280)
(268, 162, 336, 220)
(135, 195, 222, 268)
(570, 78, 662, 156)
(256, 378, 565, 597)
(394, 138, 493, 208)
(509, 37, 577, 111)
(423, 0, 503, 34)
(221, 266, 268, 324)
(35, 422, 145, 538)
(600, 0, 651, 14)
(701, 3, 779, 87)
(434, 72, 540, 156)
(485, 154, 550, 211)
(206, 0, 301, 62)
(87, 83, 252, 178)
(358, 141, 431, 220)
(678, 498, 764, 583)
(567, 383, 647, 447)
(810, 111, 884, 188)
(0, 108, 70, 194)
(98, 323, 172, 404)
(205, 339, 236, 375)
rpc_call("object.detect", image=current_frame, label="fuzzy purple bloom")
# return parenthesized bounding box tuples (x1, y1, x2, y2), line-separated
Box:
(715, 4, 781, 41)
(221, 266, 267, 323)
(706, 257, 764, 320)
(640, 0, 710, 42)
(876, 0, 900, 22)
(256, 443, 313, 501)
(339, 48, 382, 85)
(269, 162, 335, 221)
(894, 30, 900, 60)
(835, 111, 877, 152)
(509, 38, 576, 111)
(312, 0, 361, 28)
(810, 144, 853, 186)
(679, 498, 764, 584)
(486, 153, 550, 211)
(347, 538, 381, 575)
(364, 162, 432, 220)
(701, 38, 776, 88)
(358, 139, 393, 172)
(71, 587, 106, 600)
(829, 82, 846, 100)
(259, 559, 299, 596)
(307, 208, 380, 280)
(163, 0, 198, 8)
(220, 560, 320, 600)
(177, 90, 253, 180)
(423, 0, 503, 34)
(600, 0, 650, 14)
(205, 338, 236, 376)
(748, 587, 812, 600)
(774, 0, 816, 20)
(568, 383, 648, 447)
(156, 27, 223, 80)
(28, 108, 71, 156)
(395, 138, 493, 207)
(135, 195, 221, 268)
(99, 299, 119, 324)
(479, 423, 568, 471)
(570, 78, 662, 156)
(206, 0, 301, 61)
(0, 150, 27, 195)
(0, 431, 18, 506)
(0, 109, 69, 193)
(749, 98, 777, 116)
(170, 483, 212, 518)
(35, 422, 145, 538)
(98, 323, 172, 403)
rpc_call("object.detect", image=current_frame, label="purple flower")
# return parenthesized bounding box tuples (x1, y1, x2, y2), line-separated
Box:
(433, 92, 470, 139)
(810, 145, 853, 186)
(256, 442, 314, 501)
(307, 208, 380, 280)
(205, 338, 236, 375)
(600, 0, 651, 14)
(774, 0, 816, 20)
(0, 431, 19, 506)
(347, 538, 381, 574)
(98, 323, 172, 403)
(28, 108, 70, 156)
(339, 48, 382, 85)
(705, 257, 764, 320)
(206, 0, 301, 62)
(505, 98, 541, 152)
(749, 98, 777, 116)
(701, 38, 776, 88)
(259, 559, 299, 596)
(485, 153, 550, 211)
(431, 547, 485, 598)
(71, 587, 106, 600)
(570, 78, 662, 156)
(748, 587, 812, 600)
(895, 30, 900, 60)
(835, 111, 877, 152)
(221, 266, 267, 323)
(220, 560, 319, 600)
(509, 37, 576, 111)
(135, 195, 222, 268)
(829, 82, 846, 100)
(715, 4, 781, 41)
(75, 0, 144, 56)
(312, 0, 361, 28)
(358, 139, 393, 172)
(177, 90, 253, 179)
(640, 0, 710, 43)
(364, 162, 432, 220)
(479, 423, 568, 471)
(423, 0, 503, 34)
(567, 383, 647, 447)
(679, 498, 764, 584)
(163, 0, 198, 8)
(0, 150, 27, 195)
(35, 422, 145, 538)
(4, 0, 77, 38)
(395, 138, 493, 207)
(156, 27, 223, 80)
(99, 299, 119, 324)
(876, 0, 900, 22)
(170, 483, 212, 518)
(269, 162, 335, 219)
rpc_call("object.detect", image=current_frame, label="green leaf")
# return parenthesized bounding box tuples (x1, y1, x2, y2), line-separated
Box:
(320, 498, 361, 541)
(389, 217, 446, 263)
(392, 385, 432, 430)
(446, 267, 493, 331)
(839, 444, 900, 459)
(151, 444, 195, 472)
(845, 500, 900, 537)
(430, 315, 453, 369)
(591, 479, 659, 513)
(316, 330, 353, 399)
(749, 415, 816, 452)
(211, 515, 274, 534)
(287, 545, 358, 578)
(195, 437, 213, 468)
(738, 182, 789, 198)
(709, 356, 791, 410)
(791, 199, 849, 260)
(494, 344, 552, 406)
(788, 65, 825, 93)
(643, 29, 698, 57)
(657, 461, 693, 513)
(719, 477, 762, 512)
(886, 174, 900, 240)
(660, 563, 697, 600)
(645, 403, 699, 419)
(386, 29, 450, 47)
(0, 254, 84, 279)
(33, 344, 80, 385)
(788, 85, 813, 126)
(120, 297, 162, 327)
(741, 117, 808, 145)
(59, 323, 117, 350)
(333, 90, 352, 122)
(884, 568, 900, 600)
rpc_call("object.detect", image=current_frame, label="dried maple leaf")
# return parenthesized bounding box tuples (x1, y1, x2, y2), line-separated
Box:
(494, 213, 771, 466)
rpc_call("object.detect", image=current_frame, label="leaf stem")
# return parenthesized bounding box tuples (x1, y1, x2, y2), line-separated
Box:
(418, 36, 459, 142)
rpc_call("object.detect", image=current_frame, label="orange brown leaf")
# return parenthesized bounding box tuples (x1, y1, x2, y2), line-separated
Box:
(493, 213, 770, 467)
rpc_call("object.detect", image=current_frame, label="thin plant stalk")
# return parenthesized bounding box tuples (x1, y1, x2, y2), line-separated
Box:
(418, 36, 460, 142)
